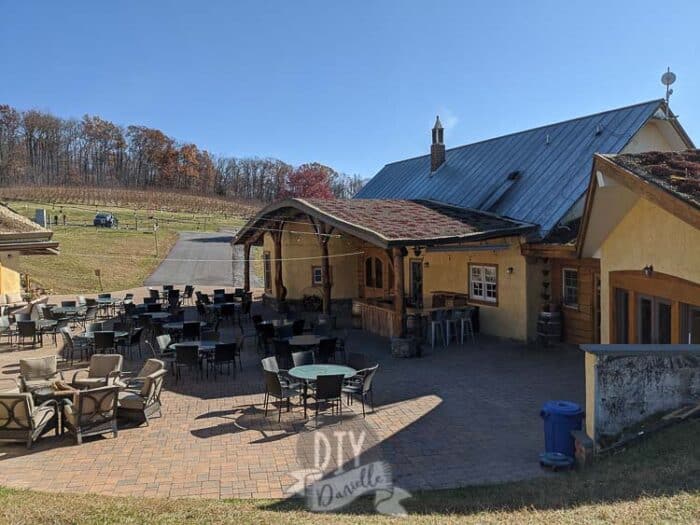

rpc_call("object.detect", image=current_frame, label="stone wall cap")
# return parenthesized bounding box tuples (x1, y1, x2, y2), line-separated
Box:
(580, 344, 700, 356)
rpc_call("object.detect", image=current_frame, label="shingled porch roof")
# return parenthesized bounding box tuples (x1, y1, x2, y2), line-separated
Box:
(233, 198, 534, 248)
(0, 205, 59, 255)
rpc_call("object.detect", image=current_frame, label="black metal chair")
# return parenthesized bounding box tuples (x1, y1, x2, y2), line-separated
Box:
(313, 374, 344, 419)
(273, 338, 293, 370)
(183, 285, 194, 305)
(93, 331, 116, 354)
(146, 303, 162, 313)
(149, 289, 160, 303)
(182, 321, 201, 341)
(292, 350, 314, 367)
(61, 300, 76, 308)
(207, 343, 237, 378)
(262, 370, 300, 422)
(17, 320, 40, 348)
(346, 352, 370, 370)
(292, 319, 305, 336)
(174, 344, 201, 382)
(317, 337, 338, 364)
(342, 364, 379, 417)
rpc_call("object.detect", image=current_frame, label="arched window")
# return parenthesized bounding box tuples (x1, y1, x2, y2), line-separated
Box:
(365, 257, 374, 287)
(374, 258, 383, 289)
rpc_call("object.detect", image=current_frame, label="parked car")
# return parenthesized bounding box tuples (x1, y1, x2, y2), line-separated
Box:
(93, 212, 118, 228)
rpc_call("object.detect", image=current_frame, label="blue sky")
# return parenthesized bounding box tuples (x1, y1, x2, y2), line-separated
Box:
(1, 0, 698, 178)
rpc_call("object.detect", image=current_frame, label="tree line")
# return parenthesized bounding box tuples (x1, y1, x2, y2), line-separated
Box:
(0, 104, 365, 201)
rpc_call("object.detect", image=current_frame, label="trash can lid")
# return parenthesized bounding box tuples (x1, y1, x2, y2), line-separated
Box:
(542, 400, 583, 416)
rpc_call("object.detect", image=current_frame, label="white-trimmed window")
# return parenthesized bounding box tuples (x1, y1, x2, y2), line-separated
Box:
(312, 266, 323, 286)
(563, 268, 579, 307)
(469, 264, 498, 304)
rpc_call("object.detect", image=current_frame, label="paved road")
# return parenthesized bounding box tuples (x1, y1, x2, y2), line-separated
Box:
(144, 231, 260, 287)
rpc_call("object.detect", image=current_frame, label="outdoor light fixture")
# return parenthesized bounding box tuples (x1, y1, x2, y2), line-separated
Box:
(413, 246, 423, 257)
(507, 267, 514, 275)
(643, 265, 654, 277)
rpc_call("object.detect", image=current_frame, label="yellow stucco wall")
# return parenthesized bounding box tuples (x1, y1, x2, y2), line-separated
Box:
(599, 197, 700, 343)
(416, 238, 531, 340)
(0, 258, 22, 296)
(262, 223, 362, 300)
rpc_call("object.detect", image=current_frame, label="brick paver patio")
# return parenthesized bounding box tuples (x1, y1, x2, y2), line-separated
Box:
(0, 290, 584, 499)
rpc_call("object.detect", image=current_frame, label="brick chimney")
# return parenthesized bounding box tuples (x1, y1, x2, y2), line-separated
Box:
(430, 115, 445, 172)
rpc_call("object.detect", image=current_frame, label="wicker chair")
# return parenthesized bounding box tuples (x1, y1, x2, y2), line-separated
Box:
(18, 355, 64, 392)
(0, 392, 58, 448)
(71, 354, 123, 389)
(118, 360, 166, 425)
(62, 386, 120, 445)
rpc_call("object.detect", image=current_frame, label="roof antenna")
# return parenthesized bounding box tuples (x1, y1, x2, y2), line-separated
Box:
(661, 67, 676, 118)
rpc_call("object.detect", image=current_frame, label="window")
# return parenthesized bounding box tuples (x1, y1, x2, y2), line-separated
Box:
(562, 268, 578, 307)
(312, 266, 323, 286)
(614, 288, 629, 343)
(364, 257, 384, 289)
(374, 258, 383, 289)
(263, 252, 272, 292)
(469, 264, 498, 304)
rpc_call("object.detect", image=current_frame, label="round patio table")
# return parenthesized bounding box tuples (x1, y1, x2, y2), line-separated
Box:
(96, 298, 115, 305)
(51, 306, 84, 316)
(82, 330, 129, 340)
(288, 335, 323, 347)
(135, 312, 171, 321)
(289, 364, 356, 418)
(162, 321, 206, 331)
(171, 340, 217, 354)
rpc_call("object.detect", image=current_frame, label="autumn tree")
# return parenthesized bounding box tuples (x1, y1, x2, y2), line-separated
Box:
(284, 163, 335, 198)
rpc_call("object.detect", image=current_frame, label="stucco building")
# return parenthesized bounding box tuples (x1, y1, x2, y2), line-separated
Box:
(234, 100, 695, 344)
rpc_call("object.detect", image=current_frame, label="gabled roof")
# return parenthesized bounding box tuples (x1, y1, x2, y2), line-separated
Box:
(356, 99, 685, 238)
(0, 205, 59, 255)
(233, 198, 534, 248)
(609, 149, 700, 210)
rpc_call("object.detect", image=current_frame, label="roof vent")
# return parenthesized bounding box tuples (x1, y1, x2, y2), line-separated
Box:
(507, 170, 521, 181)
(595, 123, 604, 135)
(545, 133, 551, 145)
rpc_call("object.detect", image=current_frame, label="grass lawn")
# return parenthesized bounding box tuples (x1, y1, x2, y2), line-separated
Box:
(1, 420, 698, 524)
(6, 199, 247, 294)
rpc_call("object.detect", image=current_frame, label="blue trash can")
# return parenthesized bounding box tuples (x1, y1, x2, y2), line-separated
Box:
(540, 400, 584, 458)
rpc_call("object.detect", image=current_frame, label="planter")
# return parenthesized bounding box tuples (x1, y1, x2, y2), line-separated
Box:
(391, 337, 420, 358)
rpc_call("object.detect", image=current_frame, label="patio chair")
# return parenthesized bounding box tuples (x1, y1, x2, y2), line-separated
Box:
(213, 288, 225, 297)
(14, 313, 30, 322)
(199, 293, 211, 305)
(149, 289, 160, 303)
(224, 293, 235, 303)
(0, 392, 58, 449)
(61, 300, 77, 308)
(312, 374, 344, 420)
(261, 356, 300, 390)
(292, 350, 314, 367)
(263, 370, 300, 422)
(146, 303, 162, 313)
(220, 303, 236, 323)
(239, 299, 252, 326)
(458, 307, 477, 344)
(346, 352, 370, 370)
(273, 338, 293, 370)
(256, 323, 275, 355)
(292, 319, 305, 336)
(182, 321, 201, 341)
(342, 364, 379, 417)
(316, 337, 338, 364)
(60, 327, 90, 365)
(174, 344, 201, 382)
(117, 326, 143, 359)
(118, 360, 166, 425)
(213, 294, 225, 304)
(17, 320, 40, 348)
(18, 355, 64, 392)
(77, 295, 87, 306)
(62, 385, 120, 445)
(71, 354, 123, 389)
(143, 297, 156, 305)
(183, 285, 194, 305)
(86, 321, 104, 333)
(93, 331, 116, 354)
(206, 342, 237, 378)
(145, 340, 176, 374)
(80, 305, 98, 327)
(0, 315, 17, 345)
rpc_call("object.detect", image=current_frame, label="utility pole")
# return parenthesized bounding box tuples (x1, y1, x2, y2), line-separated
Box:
(153, 221, 159, 257)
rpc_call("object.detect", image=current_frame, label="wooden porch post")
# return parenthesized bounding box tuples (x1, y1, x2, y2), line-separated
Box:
(271, 225, 287, 302)
(393, 246, 406, 337)
(309, 217, 334, 315)
(243, 241, 251, 292)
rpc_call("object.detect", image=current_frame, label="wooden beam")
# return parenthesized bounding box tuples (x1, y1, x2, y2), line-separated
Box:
(271, 224, 287, 302)
(243, 242, 251, 292)
(309, 216, 335, 315)
(393, 246, 406, 338)
(671, 301, 681, 344)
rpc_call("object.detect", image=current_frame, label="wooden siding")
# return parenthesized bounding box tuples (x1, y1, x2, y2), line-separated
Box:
(355, 300, 399, 338)
(550, 258, 600, 344)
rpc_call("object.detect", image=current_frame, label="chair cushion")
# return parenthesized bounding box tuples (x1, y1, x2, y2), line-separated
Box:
(32, 405, 55, 429)
(138, 359, 164, 378)
(118, 390, 145, 410)
(6, 292, 23, 304)
(63, 403, 77, 426)
(20, 356, 57, 380)
(22, 379, 56, 391)
(88, 355, 122, 378)
(73, 377, 108, 389)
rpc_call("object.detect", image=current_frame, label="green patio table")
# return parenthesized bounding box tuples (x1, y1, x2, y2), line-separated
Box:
(289, 364, 356, 418)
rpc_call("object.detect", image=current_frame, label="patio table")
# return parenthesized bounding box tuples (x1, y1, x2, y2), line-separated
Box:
(288, 334, 323, 347)
(162, 321, 206, 331)
(133, 311, 171, 321)
(170, 340, 217, 354)
(82, 330, 129, 340)
(289, 364, 356, 418)
(51, 306, 85, 316)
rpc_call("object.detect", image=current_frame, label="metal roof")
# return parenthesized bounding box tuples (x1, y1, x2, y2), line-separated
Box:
(355, 99, 667, 238)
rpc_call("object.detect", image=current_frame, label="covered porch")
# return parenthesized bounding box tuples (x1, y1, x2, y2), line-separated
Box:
(233, 198, 535, 340)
